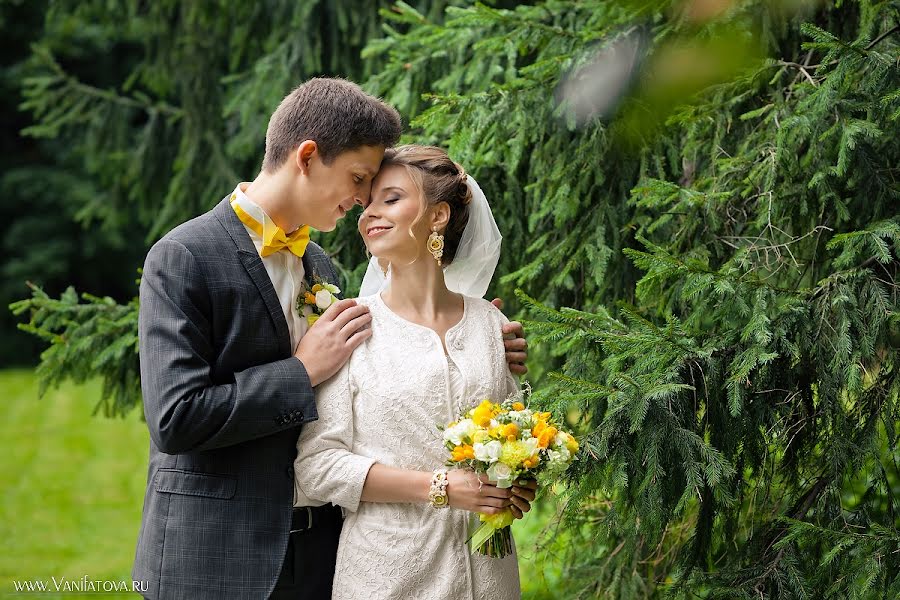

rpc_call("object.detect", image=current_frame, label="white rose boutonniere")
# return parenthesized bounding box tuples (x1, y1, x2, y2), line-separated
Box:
(295, 277, 341, 326)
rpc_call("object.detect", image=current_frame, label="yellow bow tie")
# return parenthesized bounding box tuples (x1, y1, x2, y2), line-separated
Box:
(231, 197, 310, 258)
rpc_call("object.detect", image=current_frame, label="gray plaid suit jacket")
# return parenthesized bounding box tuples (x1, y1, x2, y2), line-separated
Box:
(132, 196, 342, 599)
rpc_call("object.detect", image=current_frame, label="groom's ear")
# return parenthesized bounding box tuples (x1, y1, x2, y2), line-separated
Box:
(293, 140, 319, 175)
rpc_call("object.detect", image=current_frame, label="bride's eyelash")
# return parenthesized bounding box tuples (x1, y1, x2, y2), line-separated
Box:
(385, 197, 399, 204)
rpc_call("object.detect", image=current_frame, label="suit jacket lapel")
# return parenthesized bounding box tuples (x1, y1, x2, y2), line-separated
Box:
(214, 197, 292, 357)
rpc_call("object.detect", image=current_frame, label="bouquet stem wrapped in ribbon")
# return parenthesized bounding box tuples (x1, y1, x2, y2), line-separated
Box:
(441, 387, 579, 558)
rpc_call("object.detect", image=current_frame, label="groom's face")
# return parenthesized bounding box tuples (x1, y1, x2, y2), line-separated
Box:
(297, 144, 384, 232)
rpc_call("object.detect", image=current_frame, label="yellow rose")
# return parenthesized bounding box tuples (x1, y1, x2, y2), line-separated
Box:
(502, 423, 519, 441)
(537, 426, 558, 449)
(451, 444, 476, 462)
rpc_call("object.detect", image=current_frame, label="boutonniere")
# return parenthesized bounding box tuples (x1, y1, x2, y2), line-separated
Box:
(296, 276, 341, 326)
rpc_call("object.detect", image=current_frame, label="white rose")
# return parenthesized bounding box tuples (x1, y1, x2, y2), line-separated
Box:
(487, 462, 513, 488)
(524, 437, 540, 454)
(474, 440, 503, 463)
(315, 289, 335, 310)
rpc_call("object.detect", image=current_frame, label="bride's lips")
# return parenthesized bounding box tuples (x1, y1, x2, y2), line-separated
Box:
(366, 225, 393, 238)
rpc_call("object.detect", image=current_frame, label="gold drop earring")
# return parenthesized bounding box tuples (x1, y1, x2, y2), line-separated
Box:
(428, 228, 445, 266)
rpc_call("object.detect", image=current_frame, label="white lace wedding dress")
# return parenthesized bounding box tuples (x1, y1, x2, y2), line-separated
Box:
(293, 292, 521, 600)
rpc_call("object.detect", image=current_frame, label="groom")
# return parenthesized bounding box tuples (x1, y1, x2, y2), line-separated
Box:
(133, 78, 530, 600)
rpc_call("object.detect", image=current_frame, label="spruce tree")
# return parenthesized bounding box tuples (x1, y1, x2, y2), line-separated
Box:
(9, 0, 456, 414)
(358, 1, 899, 596)
(10, 1, 899, 597)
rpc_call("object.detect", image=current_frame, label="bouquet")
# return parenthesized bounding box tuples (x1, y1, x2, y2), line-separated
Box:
(441, 388, 579, 557)
(295, 277, 340, 327)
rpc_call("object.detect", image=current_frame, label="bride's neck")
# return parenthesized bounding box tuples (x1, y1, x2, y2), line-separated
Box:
(382, 259, 458, 320)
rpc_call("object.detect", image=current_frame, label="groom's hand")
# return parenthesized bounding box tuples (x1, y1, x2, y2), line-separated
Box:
(491, 298, 528, 375)
(295, 299, 372, 386)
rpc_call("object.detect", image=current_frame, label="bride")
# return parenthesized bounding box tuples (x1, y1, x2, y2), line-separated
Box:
(292, 145, 533, 599)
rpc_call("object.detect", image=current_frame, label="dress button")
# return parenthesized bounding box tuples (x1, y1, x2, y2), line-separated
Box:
(452, 338, 464, 351)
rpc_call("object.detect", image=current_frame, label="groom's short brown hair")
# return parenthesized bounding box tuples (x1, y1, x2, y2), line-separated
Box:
(263, 78, 402, 172)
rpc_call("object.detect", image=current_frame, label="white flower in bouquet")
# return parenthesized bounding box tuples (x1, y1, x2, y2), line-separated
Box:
(443, 419, 476, 446)
(546, 447, 572, 473)
(474, 440, 502, 463)
(486, 461, 513, 488)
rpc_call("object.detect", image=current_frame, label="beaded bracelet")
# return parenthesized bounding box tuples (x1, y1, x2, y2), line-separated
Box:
(428, 468, 450, 508)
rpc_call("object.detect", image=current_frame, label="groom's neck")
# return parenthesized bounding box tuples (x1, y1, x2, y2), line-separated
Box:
(244, 172, 307, 233)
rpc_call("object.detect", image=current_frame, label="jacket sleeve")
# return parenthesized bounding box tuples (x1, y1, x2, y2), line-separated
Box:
(293, 360, 376, 512)
(138, 237, 318, 454)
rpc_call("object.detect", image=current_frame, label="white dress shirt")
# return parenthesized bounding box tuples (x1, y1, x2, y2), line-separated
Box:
(230, 182, 309, 350)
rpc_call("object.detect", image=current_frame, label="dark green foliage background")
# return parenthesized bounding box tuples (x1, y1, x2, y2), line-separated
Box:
(5, 0, 899, 597)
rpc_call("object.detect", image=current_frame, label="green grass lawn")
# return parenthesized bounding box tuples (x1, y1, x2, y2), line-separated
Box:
(0, 369, 148, 599)
(0, 368, 565, 599)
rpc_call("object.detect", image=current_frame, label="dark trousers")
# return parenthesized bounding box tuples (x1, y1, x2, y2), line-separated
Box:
(269, 504, 344, 600)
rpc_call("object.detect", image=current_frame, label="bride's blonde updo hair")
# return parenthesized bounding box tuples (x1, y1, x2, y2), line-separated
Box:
(380, 145, 472, 265)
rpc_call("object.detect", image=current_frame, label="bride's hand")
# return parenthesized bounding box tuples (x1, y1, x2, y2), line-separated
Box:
(509, 479, 538, 519)
(446, 470, 513, 515)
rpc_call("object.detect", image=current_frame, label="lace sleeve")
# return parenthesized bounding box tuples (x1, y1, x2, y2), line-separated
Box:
(293, 360, 377, 512)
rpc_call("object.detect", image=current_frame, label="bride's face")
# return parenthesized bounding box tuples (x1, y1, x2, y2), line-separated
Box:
(359, 164, 435, 264)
